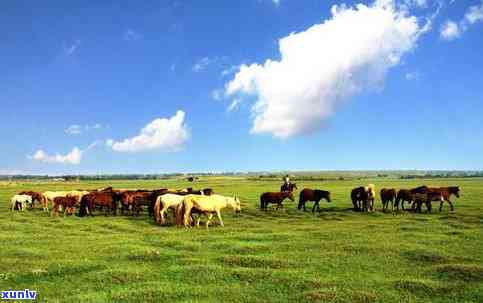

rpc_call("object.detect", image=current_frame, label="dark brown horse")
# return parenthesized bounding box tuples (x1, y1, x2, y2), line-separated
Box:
(280, 183, 297, 192)
(410, 186, 460, 212)
(260, 191, 295, 210)
(394, 186, 429, 211)
(351, 187, 369, 211)
(52, 196, 77, 217)
(380, 188, 397, 212)
(19, 191, 44, 208)
(79, 192, 120, 217)
(298, 188, 331, 212)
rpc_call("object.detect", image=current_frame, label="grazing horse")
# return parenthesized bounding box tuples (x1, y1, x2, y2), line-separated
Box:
(153, 194, 186, 225)
(395, 189, 413, 210)
(298, 188, 331, 212)
(18, 191, 44, 208)
(66, 191, 91, 206)
(281, 182, 297, 193)
(380, 188, 397, 212)
(10, 194, 32, 211)
(365, 184, 376, 211)
(351, 187, 369, 211)
(177, 194, 241, 228)
(260, 191, 295, 210)
(79, 192, 120, 217)
(52, 196, 78, 217)
(42, 191, 71, 212)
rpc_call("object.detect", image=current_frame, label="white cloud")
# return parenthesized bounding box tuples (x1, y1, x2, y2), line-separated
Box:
(192, 56, 228, 72)
(65, 125, 83, 135)
(405, 71, 420, 80)
(108, 111, 189, 152)
(30, 147, 82, 165)
(123, 29, 142, 41)
(224, 0, 426, 138)
(441, 1, 483, 41)
(227, 98, 242, 112)
(221, 65, 240, 77)
(464, 1, 483, 24)
(211, 89, 224, 101)
(193, 57, 214, 72)
(65, 123, 103, 135)
(440, 20, 461, 40)
(64, 40, 81, 56)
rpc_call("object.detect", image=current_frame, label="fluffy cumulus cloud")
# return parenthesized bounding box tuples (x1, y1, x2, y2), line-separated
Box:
(30, 147, 82, 165)
(107, 111, 189, 152)
(223, 0, 426, 138)
(440, 20, 461, 40)
(441, 0, 483, 40)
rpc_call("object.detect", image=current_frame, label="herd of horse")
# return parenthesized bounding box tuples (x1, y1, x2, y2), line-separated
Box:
(9, 182, 461, 228)
(10, 187, 240, 228)
(258, 182, 460, 213)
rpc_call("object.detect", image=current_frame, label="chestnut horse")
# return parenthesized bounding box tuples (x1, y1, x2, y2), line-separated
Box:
(298, 188, 331, 212)
(52, 196, 78, 217)
(260, 191, 294, 210)
(79, 192, 120, 217)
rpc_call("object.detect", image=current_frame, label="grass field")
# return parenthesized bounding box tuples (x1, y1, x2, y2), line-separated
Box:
(1, 177, 482, 302)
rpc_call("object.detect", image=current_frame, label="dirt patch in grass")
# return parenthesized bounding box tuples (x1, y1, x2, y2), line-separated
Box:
(221, 255, 291, 269)
(434, 264, 483, 282)
(401, 249, 449, 264)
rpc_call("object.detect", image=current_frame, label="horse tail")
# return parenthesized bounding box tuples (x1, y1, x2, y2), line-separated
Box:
(175, 200, 185, 227)
(79, 196, 87, 217)
(297, 191, 304, 210)
(153, 198, 161, 224)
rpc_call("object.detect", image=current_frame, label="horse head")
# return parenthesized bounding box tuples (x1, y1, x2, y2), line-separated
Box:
(450, 186, 460, 198)
(231, 196, 241, 213)
(285, 191, 295, 201)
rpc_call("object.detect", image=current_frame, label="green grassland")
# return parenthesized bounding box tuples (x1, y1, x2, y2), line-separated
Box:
(0, 177, 482, 302)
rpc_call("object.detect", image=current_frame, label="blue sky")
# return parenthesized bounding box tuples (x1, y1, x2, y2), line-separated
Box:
(0, 0, 482, 175)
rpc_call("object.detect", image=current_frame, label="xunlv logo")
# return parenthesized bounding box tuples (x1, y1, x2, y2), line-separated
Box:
(1, 289, 37, 300)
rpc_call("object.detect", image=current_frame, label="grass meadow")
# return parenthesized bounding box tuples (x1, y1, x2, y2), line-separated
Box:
(0, 177, 482, 302)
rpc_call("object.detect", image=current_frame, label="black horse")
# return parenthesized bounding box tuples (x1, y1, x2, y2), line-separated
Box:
(298, 188, 331, 212)
(351, 187, 370, 211)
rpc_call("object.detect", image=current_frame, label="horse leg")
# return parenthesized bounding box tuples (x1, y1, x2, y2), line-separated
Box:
(206, 213, 214, 228)
(216, 210, 224, 227)
(312, 201, 318, 213)
(447, 199, 454, 211)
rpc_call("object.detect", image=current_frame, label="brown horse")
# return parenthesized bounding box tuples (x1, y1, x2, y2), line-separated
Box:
(19, 191, 44, 208)
(52, 196, 78, 217)
(260, 191, 294, 210)
(410, 186, 460, 212)
(280, 183, 297, 192)
(380, 188, 397, 212)
(79, 192, 120, 216)
(298, 188, 331, 212)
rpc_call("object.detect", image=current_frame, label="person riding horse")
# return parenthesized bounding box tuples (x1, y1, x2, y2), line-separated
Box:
(281, 175, 297, 192)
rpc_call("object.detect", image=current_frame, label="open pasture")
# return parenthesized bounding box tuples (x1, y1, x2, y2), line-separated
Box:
(1, 177, 482, 302)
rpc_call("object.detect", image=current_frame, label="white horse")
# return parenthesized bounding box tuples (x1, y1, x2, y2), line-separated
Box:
(365, 184, 376, 211)
(11, 194, 32, 211)
(178, 194, 241, 228)
(154, 194, 185, 225)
